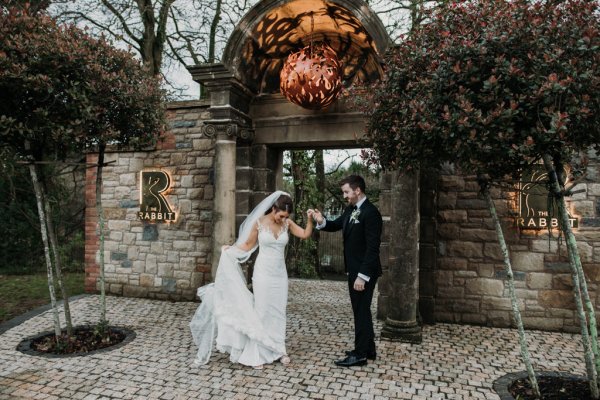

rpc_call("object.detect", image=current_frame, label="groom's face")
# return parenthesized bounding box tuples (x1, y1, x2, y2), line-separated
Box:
(341, 183, 361, 205)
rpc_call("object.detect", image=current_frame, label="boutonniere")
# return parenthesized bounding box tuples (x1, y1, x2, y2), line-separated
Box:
(350, 209, 361, 223)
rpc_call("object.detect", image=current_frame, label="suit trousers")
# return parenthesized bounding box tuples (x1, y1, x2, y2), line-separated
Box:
(348, 275, 377, 358)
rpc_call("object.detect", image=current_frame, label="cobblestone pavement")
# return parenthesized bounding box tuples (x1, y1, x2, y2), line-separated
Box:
(0, 279, 586, 400)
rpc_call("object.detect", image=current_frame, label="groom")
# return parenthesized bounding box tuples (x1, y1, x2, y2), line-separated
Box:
(314, 175, 383, 367)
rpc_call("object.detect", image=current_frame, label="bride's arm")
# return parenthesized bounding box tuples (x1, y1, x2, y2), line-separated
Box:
(288, 210, 314, 239)
(225, 221, 259, 252)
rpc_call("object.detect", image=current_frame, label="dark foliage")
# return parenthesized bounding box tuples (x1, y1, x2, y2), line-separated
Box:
(0, 0, 49, 15)
(0, 8, 165, 275)
(0, 151, 43, 271)
(0, 8, 166, 161)
(363, 0, 600, 181)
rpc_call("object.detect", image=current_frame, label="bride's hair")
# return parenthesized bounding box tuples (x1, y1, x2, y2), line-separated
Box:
(265, 194, 293, 214)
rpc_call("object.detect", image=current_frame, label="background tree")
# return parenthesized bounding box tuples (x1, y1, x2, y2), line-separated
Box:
(0, 8, 103, 338)
(52, 0, 173, 76)
(314, 150, 326, 276)
(362, 0, 599, 396)
(0, 1, 86, 283)
(0, 7, 165, 339)
(283, 151, 380, 278)
(49, 0, 447, 98)
(0, 0, 49, 14)
(285, 150, 319, 278)
(0, 149, 43, 273)
(0, 148, 85, 276)
(81, 27, 166, 328)
(50, 0, 253, 96)
(367, 0, 446, 39)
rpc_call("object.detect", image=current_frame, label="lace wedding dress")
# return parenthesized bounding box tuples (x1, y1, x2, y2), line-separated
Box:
(190, 219, 289, 367)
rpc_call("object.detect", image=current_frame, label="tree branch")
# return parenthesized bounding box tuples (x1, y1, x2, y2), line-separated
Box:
(325, 155, 354, 175)
(99, 0, 143, 49)
(168, 7, 203, 64)
(208, 0, 222, 63)
(57, 11, 142, 52)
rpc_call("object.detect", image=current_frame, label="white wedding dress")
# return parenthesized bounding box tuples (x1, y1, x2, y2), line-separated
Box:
(190, 219, 289, 367)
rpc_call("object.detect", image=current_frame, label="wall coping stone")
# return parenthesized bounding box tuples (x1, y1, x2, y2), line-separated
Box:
(166, 100, 210, 109)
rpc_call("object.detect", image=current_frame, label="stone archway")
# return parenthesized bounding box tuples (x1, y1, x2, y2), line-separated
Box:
(188, 0, 422, 342)
(221, 0, 391, 94)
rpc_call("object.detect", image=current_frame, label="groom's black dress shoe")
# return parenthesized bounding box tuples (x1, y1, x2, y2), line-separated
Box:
(335, 354, 367, 367)
(345, 350, 376, 361)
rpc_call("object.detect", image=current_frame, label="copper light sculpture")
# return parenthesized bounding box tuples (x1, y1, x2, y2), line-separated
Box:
(280, 43, 343, 110)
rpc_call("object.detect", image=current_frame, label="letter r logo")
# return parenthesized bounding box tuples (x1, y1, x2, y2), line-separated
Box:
(140, 171, 175, 221)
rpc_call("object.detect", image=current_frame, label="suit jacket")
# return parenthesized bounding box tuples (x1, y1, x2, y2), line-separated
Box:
(321, 199, 383, 278)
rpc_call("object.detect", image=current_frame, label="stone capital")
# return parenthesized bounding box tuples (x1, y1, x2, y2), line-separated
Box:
(188, 63, 254, 111)
(187, 63, 235, 85)
(201, 122, 254, 143)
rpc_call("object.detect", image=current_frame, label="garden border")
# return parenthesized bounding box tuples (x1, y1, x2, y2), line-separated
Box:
(493, 370, 588, 399)
(0, 294, 89, 335)
(16, 325, 136, 358)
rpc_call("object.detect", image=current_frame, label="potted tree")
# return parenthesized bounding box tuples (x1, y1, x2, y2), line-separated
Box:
(0, 7, 165, 355)
(360, 0, 600, 398)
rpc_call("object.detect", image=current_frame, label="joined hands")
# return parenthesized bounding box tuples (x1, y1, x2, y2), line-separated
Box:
(311, 209, 324, 224)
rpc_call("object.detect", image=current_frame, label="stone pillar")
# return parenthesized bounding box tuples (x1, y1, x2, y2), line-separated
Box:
(376, 172, 392, 320)
(250, 144, 280, 196)
(381, 171, 422, 343)
(275, 151, 284, 190)
(419, 169, 437, 324)
(236, 144, 253, 229)
(188, 63, 255, 280)
(212, 132, 237, 278)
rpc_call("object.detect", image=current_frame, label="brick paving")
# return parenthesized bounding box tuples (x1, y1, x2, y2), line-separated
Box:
(0, 279, 586, 400)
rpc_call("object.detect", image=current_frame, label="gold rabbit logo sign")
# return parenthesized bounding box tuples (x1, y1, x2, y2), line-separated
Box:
(517, 166, 578, 229)
(138, 170, 176, 222)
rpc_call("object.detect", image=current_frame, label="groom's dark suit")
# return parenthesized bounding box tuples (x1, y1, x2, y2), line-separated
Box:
(320, 199, 383, 359)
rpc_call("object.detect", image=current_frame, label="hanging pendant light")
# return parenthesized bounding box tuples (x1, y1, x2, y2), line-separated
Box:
(279, 14, 342, 110)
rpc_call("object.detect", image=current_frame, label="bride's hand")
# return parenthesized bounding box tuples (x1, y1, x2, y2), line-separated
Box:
(306, 209, 315, 219)
(312, 209, 324, 224)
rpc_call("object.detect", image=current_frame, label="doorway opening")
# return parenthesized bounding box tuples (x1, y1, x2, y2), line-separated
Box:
(280, 148, 381, 280)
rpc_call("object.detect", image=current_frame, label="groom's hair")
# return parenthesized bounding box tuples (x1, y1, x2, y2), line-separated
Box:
(268, 194, 293, 214)
(340, 175, 366, 193)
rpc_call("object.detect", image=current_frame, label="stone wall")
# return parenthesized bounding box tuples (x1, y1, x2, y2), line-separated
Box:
(82, 97, 600, 333)
(434, 162, 600, 332)
(85, 100, 214, 300)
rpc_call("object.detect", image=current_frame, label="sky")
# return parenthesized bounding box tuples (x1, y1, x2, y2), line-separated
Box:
(324, 149, 363, 171)
(168, 62, 200, 100)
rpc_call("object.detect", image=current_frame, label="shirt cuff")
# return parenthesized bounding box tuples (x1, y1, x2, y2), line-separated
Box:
(315, 220, 327, 230)
(357, 273, 370, 282)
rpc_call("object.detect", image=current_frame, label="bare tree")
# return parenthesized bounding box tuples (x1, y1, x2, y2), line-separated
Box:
(50, 0, 255, 96)
(369, 0, 446, 40)
(48, 0, 444, 98)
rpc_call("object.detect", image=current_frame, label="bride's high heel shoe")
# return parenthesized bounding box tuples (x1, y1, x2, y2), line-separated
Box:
(279, 355, 291, 365)
(253, 364, 264, 370)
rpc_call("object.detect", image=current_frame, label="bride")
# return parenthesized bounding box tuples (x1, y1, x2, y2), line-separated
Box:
(190, 191, 314, 369)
